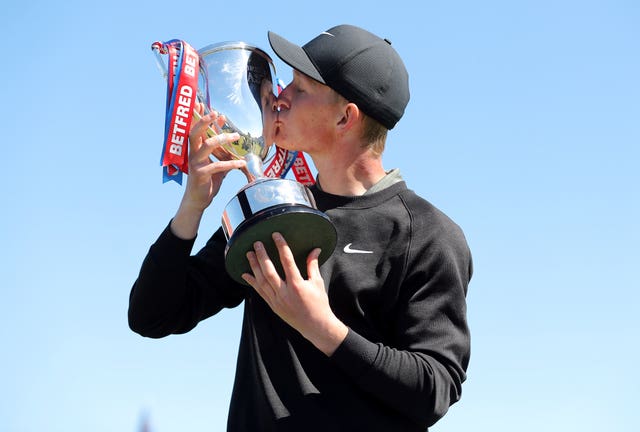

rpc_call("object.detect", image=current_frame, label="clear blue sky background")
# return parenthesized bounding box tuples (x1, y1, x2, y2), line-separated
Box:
(2, 1, 638, 431)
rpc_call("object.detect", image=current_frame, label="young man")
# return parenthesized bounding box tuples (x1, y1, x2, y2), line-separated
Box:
(129, 24, 472, 431)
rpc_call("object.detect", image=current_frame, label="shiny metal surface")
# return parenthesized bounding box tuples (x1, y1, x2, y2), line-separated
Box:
(221, 178, 316, 238)
(197, 42, 276, 161)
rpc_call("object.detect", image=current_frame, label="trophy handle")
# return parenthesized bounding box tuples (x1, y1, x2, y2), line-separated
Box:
(152, 42, 221, 140)
(151, 42, 169, 80)
(152, 41, 255, 182)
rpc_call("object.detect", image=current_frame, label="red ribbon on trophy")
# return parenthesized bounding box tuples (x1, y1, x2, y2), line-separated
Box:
(263, 148, 314, 186)
(154, 40, 200, 184)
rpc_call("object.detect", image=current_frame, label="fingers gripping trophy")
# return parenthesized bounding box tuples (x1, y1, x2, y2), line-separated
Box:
(152, 39, 337, 284)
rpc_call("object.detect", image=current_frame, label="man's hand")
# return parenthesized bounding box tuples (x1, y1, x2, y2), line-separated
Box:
(242, 232, 348, 356)
(171, 107, 246, 240)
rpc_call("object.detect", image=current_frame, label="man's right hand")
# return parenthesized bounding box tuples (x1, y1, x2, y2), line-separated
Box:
(170, 106, 247, 240)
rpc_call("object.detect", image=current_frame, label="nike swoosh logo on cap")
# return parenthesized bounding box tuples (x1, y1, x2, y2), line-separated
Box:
(343, 243, 373, 254)
(320, 32, 335, 37)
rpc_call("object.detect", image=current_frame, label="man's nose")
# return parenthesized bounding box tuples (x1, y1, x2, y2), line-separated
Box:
(272, 97, 290, 112)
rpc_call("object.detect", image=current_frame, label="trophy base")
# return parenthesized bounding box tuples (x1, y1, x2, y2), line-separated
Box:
(224, 204, 337, 285)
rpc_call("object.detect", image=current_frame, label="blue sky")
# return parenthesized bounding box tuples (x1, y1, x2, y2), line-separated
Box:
(1, 1, 638, 431)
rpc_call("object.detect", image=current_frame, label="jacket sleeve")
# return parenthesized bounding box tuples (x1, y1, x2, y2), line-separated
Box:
(128, 222, 246, 338)
(330, 220, 472, 428)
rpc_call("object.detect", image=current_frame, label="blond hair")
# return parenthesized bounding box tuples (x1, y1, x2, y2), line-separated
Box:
(361, 113, 388, 156)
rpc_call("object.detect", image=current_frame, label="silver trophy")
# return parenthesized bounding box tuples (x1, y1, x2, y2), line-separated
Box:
(154, 41, 337, 284)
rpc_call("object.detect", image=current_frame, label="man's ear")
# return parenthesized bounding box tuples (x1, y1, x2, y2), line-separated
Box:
(336, 102, 361, 131)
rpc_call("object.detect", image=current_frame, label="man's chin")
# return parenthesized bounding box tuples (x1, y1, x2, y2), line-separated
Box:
(274, 141, 296, 152)
(273, 132, 293, 150)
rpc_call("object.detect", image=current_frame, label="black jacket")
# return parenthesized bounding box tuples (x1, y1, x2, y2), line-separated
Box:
(129, 181, 472, 431)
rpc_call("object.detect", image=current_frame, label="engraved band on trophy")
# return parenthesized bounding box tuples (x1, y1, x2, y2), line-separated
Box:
(153, 41, 337, 285)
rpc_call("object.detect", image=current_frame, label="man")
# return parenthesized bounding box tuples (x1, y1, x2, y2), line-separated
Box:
(129, 24, 472, 431)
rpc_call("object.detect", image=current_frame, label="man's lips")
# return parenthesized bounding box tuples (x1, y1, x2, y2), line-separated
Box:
(273, 114, 283, 133)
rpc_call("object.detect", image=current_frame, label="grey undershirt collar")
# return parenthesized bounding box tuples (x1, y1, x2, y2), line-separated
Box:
(315, 168, 403, 196)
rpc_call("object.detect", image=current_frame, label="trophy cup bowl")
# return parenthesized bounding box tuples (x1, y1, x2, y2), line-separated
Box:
(197, 42, 337, 285)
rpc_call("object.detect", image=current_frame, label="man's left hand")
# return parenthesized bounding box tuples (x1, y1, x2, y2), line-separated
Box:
(242, 232, 348, 356)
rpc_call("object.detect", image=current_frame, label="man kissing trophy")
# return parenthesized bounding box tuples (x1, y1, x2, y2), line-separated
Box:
(152, 39, 337, 284)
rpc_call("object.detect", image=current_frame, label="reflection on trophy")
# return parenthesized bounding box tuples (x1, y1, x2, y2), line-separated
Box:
(195, 42, 272, 175)
(154, 41, 337, 284)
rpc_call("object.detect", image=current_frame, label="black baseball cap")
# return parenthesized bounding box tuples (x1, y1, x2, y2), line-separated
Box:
(268, 24, 410, 130)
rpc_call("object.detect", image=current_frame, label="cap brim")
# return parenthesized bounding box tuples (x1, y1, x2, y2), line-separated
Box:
(268, 31, 325, 84)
